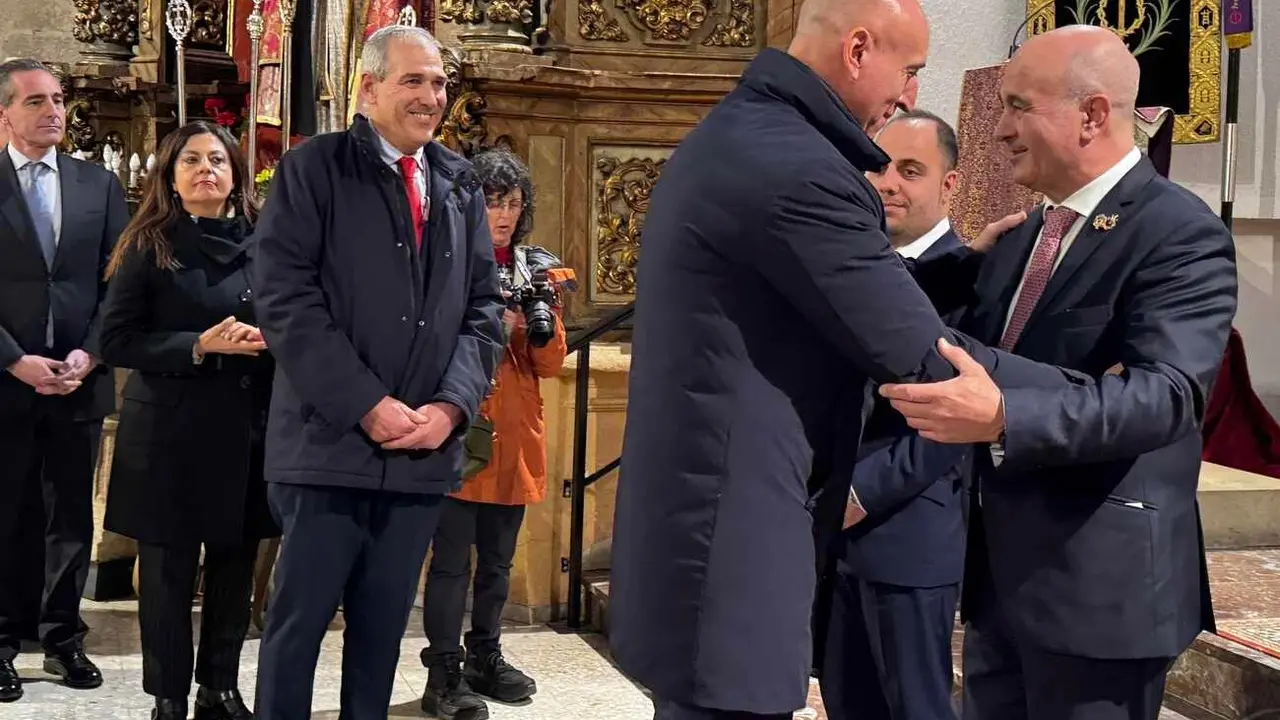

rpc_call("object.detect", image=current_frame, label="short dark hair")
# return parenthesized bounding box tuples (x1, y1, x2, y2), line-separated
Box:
(472, 148, 535, 245)
(0, 58, 54, 107)
(884, 109, 959, 172)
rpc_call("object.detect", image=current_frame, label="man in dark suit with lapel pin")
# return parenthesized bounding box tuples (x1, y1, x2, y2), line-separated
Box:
(0, 58, 128, 701)
(881, 27, 1235, 720)
(820, 109, 969, 720)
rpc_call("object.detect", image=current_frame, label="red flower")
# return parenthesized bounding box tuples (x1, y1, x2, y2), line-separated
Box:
(215, 110, 238, 128)
(204, 97, 228, 115)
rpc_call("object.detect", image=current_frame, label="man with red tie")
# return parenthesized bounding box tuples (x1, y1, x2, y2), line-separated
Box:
(250, 23, 505, 720)
(880, 26, 1234, 720)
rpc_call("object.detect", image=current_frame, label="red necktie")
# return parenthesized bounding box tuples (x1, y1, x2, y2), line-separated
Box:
(397, 156, 423, 249)
(999, 206, 1079, 351)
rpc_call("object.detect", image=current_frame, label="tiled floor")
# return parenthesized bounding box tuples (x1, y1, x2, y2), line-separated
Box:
(7, 601, 657, 719)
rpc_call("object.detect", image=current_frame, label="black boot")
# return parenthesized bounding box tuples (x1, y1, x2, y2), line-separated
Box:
(152, 697, 188, 720)
(0, 658, 21, 702)
(464, 648, 536, 703)
(193, 687, 252, 720)
(421, 650, 489, 720)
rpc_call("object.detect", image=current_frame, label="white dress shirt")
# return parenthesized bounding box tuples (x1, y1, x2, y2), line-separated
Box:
(895, 217, 952, 260)
(7, 143, 62, 247)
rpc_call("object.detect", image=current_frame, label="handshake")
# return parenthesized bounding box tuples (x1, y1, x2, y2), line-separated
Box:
(360, 396, 464, 452)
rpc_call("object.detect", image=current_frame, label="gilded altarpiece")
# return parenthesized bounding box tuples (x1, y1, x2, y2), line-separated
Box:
(1027, 0, 1222, 143)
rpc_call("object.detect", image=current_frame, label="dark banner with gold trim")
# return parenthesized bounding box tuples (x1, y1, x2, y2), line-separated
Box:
(1027, 0, 1222, 144)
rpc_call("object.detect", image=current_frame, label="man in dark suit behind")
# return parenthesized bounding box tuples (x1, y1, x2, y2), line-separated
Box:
(0, 58, 128, 701)
(608, 0, 1092, 717)
(881, 27, 1235, 720)
(821, 110, 969, 720)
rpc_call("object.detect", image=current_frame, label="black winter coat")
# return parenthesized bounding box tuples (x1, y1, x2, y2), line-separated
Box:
(101, 215, 278, 546)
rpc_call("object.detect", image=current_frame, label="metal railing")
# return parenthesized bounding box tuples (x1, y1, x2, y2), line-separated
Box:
(564, 301, 634, 629)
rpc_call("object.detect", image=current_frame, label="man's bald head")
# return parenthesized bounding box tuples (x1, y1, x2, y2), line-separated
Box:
(788, 0, 929, 135)
(995, 25, 1141, 201)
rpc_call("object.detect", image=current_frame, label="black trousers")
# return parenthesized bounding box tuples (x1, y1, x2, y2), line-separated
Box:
(652, 698, 791, 719)
(254, 483, 443, 720)
(0, 401, 99, 660)
(423, 497, 525, 662)
(137, 540, 258, 698)
(961, 607, 1174, 720)
(820, 575, 959, 720)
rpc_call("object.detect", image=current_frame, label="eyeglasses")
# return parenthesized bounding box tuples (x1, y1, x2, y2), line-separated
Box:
(485, 197, 524, 213)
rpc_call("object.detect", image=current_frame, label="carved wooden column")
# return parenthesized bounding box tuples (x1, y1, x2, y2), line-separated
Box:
(439, 0, 534, 51)
(73, 0, 139, 64)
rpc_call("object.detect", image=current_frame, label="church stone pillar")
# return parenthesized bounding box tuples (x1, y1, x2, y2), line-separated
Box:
(0, 0, 83, 64)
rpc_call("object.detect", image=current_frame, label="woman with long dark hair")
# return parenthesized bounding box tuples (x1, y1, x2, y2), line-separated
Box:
(99, 121, 277, 720)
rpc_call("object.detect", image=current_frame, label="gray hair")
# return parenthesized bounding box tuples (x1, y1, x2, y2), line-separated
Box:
(361, 25, 441, 81)
(0, 58, 53, 107)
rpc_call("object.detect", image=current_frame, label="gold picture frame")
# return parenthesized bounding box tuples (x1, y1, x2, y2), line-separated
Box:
(1026, 0, 1222, 144)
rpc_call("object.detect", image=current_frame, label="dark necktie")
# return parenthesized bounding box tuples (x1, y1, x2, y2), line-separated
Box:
(396, 156, 423, 250)
(999, 206, 1079, 351)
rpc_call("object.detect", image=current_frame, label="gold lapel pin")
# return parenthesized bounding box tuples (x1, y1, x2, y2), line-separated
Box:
(1092, 213, 1118, 231)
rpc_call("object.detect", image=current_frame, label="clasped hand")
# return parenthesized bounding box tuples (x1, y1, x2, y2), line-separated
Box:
(360, 396, 463, 452)
(198, 316, 267, 356)
(8, 349, 96, 395)
(879, 338, 1006, 444)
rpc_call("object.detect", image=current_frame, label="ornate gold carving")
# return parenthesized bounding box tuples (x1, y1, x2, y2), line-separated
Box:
(1026, 0, 1220, 143)
(578, 0, 629, 41)
(594, 155, 665, 298)
(439, 0, 483, 23)
(73, 0, 140, 46)
(702, 0, 754, 47)
(487, 0, 533, 24)
(623, 0, 709, 42)
(190, 0, 227, 46)
(436, 48, 490, 157)
(66, 99, 98, 152)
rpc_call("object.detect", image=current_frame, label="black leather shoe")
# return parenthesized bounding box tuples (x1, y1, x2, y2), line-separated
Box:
(43, 646, 103, 689)
(152, 697, 188, 720)
(193, 687, 252, 720)
(0, 659, 22, 702)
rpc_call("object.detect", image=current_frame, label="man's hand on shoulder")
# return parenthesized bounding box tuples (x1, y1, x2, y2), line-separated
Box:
(967, 210, 1028, 254)
(360, 396, 427, 444)
(879, 338, 1005, 443)
(379, 401, 464, 452)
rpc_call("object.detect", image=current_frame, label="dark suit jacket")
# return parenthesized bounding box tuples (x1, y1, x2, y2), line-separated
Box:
(841, 229, 970, 589)
(251, 115, 505, 495)
(100, 216, 278, 546)
(0, 149, 127, 421)
(961, 158, 1234, 660)
(608, 48, 1091, 715)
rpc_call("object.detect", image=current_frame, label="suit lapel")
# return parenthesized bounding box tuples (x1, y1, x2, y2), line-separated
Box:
(1024, 159, 1157, 329)
(917, 228, 962, 262)
(979, 208, 1042, 343)
(51, 154, 88, 275)
(0, 150, 46, 268)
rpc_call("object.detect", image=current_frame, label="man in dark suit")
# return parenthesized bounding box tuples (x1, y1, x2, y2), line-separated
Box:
(608, 0, 1091, 717)
(881, 27, 1235, 720)
(0, 58, 127, 701)
(821, 110, 969, 720)
(251, 25, 504, 720)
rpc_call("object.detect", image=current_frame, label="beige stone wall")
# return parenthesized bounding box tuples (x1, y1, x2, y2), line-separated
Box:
(0, 0, 82, 64)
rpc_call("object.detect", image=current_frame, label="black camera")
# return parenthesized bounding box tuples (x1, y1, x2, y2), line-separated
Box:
(497, 247, 578, 349)
(504, 269, 559, 348)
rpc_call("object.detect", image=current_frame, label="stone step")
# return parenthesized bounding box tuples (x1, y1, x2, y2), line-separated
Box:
(1198, 463, 1280, 549)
